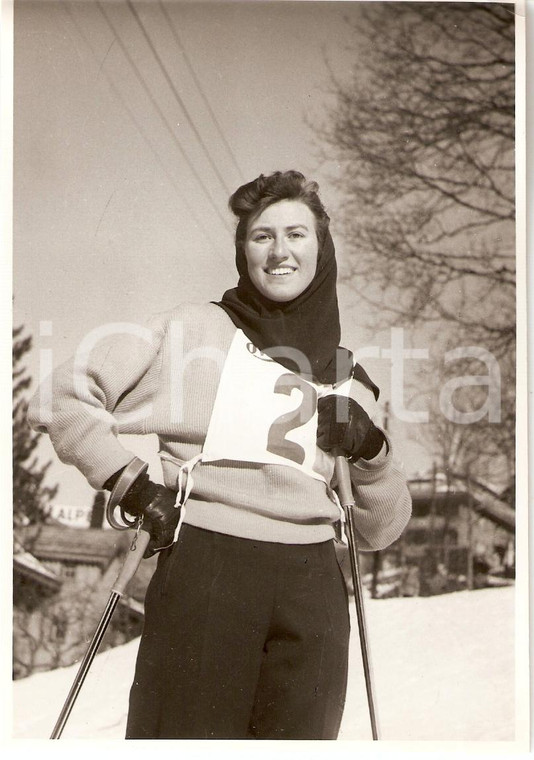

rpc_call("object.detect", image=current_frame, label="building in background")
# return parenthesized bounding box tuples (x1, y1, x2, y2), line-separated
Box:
(342, 473, 515, 600)
(13, 501, 157, 679)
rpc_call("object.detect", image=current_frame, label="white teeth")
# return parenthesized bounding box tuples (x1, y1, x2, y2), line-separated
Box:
(266, 267, 296, 275)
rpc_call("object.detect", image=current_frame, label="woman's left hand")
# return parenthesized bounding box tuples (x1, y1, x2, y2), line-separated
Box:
(316, 395, 384, 461)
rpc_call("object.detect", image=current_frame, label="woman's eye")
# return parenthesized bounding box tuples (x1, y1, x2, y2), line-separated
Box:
(288, 232, 304, 239)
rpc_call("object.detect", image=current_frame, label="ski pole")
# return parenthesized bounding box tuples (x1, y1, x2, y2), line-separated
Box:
(50, 528, 150, 739)
(335, 455, 379, 741)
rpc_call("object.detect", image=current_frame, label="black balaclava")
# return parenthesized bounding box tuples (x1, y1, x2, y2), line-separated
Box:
(216, 212, 378, 396)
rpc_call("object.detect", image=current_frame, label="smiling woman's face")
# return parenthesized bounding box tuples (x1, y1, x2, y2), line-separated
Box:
(244, 200, 319, 302)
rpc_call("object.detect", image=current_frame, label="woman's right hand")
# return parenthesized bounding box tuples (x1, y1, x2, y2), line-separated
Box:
(135, 483, 181, 557)
(105, 468, 181, 557)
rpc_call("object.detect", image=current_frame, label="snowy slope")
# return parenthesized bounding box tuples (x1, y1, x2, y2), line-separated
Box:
(13, 586, 517, 742)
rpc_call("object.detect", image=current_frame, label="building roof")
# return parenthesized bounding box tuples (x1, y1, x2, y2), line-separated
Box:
(408, 475, 515, 532)
(18, 524, 133, 566)
(463, 478, 515, 531)
(17, 524, 158, 602)
(13, 551, 61, 591)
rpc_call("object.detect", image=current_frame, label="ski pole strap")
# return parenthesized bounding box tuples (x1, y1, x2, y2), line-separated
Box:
(106, 457, 149, 531)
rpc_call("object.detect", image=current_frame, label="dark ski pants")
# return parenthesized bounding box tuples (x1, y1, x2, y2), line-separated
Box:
(126, 524, 351, 739)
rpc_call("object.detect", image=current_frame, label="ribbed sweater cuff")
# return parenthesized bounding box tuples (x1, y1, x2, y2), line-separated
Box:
(349, 432, 392, 483)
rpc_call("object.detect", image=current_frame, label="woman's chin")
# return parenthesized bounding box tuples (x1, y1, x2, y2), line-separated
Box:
(257, 277, 304, 303)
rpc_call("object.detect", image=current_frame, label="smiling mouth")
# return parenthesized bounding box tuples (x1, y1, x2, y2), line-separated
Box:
(264, 266, 297, 276)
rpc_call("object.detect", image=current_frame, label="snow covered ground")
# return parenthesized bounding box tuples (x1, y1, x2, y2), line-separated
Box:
(12, 586, 521, 744)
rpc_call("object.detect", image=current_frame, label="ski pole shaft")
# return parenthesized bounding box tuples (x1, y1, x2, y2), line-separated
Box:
(335, 455, 379, 741)
(50, 529, 150, 739)
(50, 593, 120, 739)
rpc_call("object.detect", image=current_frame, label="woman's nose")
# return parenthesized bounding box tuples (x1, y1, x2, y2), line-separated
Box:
(269, 236, 288, 260)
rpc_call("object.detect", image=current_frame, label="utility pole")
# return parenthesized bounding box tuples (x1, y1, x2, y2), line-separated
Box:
(442, 468, 452, 573)
(371, 402, 389, 599)
(466, 466, 474, 591)
(428, 462, 437, 558)
(425, 461, 438, 594)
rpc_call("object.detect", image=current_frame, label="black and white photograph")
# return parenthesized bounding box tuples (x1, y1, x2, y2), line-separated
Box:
(7, 0, 529, 747)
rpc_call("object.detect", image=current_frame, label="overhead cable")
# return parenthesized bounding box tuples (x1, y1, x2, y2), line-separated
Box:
(96, 0, 233, 235)
(158, 0, 246, 183)
(126, 0, 235, 196)
(62, 2, 232, 267)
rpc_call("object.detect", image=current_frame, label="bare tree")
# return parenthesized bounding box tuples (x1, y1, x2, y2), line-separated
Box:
(417, 343, 515, 485)
(13, 584, 100, 678)
(318, 2, 514, 348)
(13, 573, 140, 679)
(13, 326, 58, 531)
(317, 2, 516, 485)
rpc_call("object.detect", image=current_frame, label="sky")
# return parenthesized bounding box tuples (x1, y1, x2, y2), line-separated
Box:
(11, 0, 515, 513)
(14, 0, 368, 341)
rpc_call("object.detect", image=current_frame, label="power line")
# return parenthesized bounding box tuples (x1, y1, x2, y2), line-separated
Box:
(158, 0, 246, 183)
(126, 0, 235, 197)
(95, 0, 233, 235)
(61, 2, 233, 270)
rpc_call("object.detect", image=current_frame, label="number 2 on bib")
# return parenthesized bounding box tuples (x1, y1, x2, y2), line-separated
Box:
(266, 374, 318, 465)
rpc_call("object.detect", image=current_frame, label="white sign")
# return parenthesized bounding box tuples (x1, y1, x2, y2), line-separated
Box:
(46, 504, 91, 527)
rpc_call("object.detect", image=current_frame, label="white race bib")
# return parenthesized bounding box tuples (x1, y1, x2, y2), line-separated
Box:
(202, 330, 376, 484)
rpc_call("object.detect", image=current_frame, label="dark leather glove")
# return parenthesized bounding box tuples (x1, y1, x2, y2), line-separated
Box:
(317, 395, 385, 461)
(104, 469, 180, 558)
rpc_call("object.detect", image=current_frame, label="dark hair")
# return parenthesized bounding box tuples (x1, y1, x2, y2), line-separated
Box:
(229, 170, 330, 252)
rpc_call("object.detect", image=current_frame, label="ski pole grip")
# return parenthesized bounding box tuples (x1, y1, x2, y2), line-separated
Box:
(335, 455, 355, 508)
(111, 530, 151, 596)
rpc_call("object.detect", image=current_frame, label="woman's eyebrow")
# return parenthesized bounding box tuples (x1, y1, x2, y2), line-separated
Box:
(249, 223, 309, 233)
(249, 225, 272, 233)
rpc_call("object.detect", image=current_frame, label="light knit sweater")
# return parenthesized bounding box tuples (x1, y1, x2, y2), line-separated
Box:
(27, 303, 411, 549)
